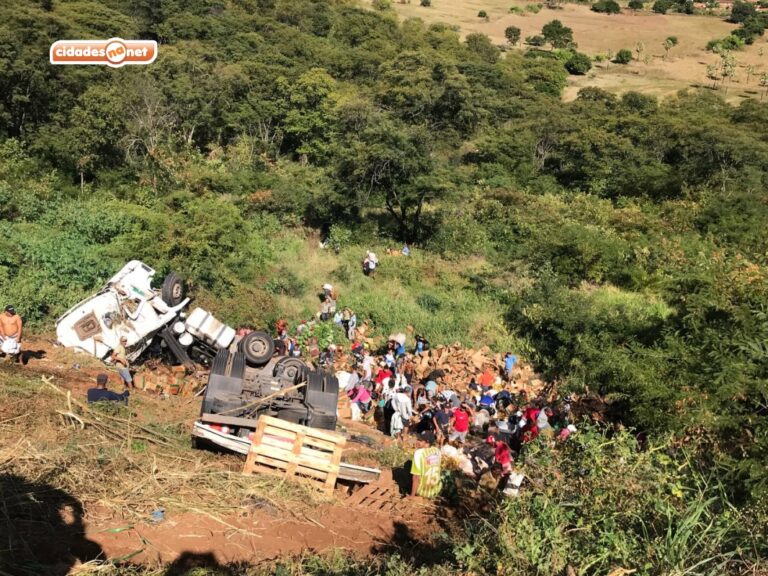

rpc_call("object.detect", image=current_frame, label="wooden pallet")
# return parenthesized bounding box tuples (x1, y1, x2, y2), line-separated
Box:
(243, 416, 346, 496)
(346, 470, 400, 512)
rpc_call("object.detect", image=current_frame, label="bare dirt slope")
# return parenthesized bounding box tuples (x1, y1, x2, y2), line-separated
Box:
(0, 341, 441, 572)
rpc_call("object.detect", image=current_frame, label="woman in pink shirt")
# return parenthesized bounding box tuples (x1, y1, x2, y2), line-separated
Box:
(349, 383, 372, 413)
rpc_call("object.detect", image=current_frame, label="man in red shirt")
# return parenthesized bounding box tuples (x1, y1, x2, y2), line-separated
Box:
(449, 403, 473, 443)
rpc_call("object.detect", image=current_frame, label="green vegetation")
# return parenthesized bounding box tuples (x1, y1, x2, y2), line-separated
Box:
(628, 0, 645, 9)
(541, 19, 575, 49)
(707, 34, 746, 51)
(504, 25, 521, 45)
(614, 48, 633, 63)
(2, 0, 768, 572)
(565, 51, 592, 74)
(592, 0, 622, 12)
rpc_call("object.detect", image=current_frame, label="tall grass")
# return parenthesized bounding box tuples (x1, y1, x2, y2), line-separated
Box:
(268, 232, 528, 352)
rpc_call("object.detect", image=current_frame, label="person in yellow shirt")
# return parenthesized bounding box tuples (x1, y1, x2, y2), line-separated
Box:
(410, 437, 443, 498)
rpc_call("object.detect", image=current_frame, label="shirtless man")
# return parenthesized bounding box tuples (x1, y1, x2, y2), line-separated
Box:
(0, 305, 23, 363)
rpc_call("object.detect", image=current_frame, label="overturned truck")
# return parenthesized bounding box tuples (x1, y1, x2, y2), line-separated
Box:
(55, 260, 339, 439)
(196, 348, 340, 442)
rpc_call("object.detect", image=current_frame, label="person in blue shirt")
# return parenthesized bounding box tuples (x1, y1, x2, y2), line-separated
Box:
(504, 352, 518, 382)
(87, 374, 129, 404)
(478, 388, 496, 416)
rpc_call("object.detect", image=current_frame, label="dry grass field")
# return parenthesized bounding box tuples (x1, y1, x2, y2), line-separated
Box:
(386, 0, 768, 102)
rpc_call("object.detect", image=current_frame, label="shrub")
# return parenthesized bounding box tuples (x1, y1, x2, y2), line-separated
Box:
(509, 5, 524, 13)
(525, 3, 542, 12)
(372, 0, 391, 10)
(420, 0, 431, 6)
(592, 0, 621, 12)
(525, 34, 547, 46)
(708, 34, 746, 52)
(628, 0, 644, 8)
(416, 292, 442, 312)
(652, 0, 671, 12)
(478, 9, 488, 16)
(565, 51, 592, 74)
(614, 48, 633, 63)
(505, 25, 521, 44)
(729, 0, 757, 22)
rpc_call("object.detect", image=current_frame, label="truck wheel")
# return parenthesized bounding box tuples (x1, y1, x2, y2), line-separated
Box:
(306, 370, 324, 394)
(238, 331, 274, 366)
(210, 349, 229, 377)
(161, 272, 185, 306)
(323, 374, 339, 396)
(273, 357, 307, 383)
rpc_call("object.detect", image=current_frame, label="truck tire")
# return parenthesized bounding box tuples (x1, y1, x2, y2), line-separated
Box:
(323, 374, 339, 396)
(273, 357, 307, 384)
(307, 412, 337, 431)
(277, 405, 311, 425)
(306, 370, 324, 394)
(210, 349, 229, 377)
(161, 272, 185, 307)
(230, 351, 246, 380)
(238, 331, 274, 366)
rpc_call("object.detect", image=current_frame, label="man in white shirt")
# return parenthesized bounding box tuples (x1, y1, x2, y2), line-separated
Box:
(390, 385, 414, 438)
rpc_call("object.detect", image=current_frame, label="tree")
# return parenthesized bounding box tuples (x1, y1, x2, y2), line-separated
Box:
(663, 35, 678, 59)
(614, 48, 633, 64)
(729, 0, 757, 23)
(652, 0, 671, 12)
(335, 117, 438, 242)
(635, 41, 645, 61)
(541, 20, 575, 49)
(465, 32, 500, 63)
(504, 25, 521, 45)
(565, 51, 592, 74)
(592, 0, 621, 13)
(628, 0, 644, 9)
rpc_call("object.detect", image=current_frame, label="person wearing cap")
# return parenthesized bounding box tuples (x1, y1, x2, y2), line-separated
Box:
(0, 305, 23, 363)
(87, 373, 130, 404)
(111, 336, 133, 388)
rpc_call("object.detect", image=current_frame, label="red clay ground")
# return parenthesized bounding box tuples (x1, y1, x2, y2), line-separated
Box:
(1, 337, 444, 570)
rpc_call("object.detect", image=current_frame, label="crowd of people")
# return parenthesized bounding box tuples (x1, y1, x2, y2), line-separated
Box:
(338, 332, 576, 498)
(4, 246, 570, 501)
